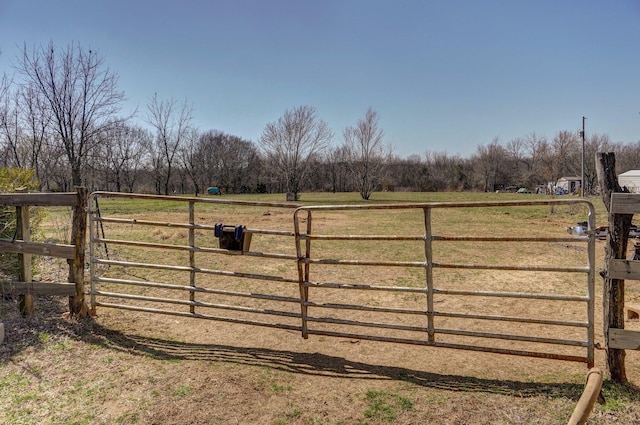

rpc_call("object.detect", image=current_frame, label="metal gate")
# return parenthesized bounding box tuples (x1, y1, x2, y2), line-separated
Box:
(89, 193, 596, 366)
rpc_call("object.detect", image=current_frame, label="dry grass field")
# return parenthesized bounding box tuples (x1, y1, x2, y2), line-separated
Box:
(1, 191, 640, 425)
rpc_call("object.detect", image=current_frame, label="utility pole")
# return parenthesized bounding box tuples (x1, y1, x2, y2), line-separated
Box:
(581, 116, 586, 196)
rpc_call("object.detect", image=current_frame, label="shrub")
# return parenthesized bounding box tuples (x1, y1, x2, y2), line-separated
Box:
(0, 168, 41, 280)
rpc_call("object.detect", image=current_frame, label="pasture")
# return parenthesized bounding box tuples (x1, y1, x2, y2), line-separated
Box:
(1, 191, 639, 424)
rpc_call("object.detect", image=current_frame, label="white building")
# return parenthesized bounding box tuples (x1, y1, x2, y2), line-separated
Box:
(618, 170, 640, 193)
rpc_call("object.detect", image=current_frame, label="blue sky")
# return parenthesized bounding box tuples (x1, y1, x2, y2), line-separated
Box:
(1, 0, 639, 157)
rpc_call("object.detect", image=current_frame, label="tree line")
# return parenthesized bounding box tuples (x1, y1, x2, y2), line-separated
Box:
(2, 42, 639, 199)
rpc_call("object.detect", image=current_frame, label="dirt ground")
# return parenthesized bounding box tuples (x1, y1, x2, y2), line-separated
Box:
(1, 295, 639, 425)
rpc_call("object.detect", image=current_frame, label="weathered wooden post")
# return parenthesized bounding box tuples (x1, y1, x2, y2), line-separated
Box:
(68, 187, 89, 318)
(596, 152, 629, 382)
(16, 188, 34, 317)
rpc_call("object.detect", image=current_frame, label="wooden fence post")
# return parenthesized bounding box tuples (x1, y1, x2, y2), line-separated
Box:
(596, 152, 629, 382)
(16, 195, 34, 317)
(68, 187, 89, 318)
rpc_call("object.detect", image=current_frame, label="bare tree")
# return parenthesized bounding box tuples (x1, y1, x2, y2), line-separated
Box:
(424, 151, 470, 191)
(146, 94, 194, 195)
(16, 42, 126, 186)
(474, 138, 507, 192)
(326, 145, 351, 192)
(523, 132, 549, 190)
(581, 133, 615, 195)
(20, 84, 53, 187)
(0, 72, 62, 190)
(0, 50, 10, 167)
(179, 129, 205, 196)
(193, 130, 222, 192)
(179, 130, 262, 196)
(259, 105, 332, 200)
(540, 130, 580, 191)
(385, 154, 421, 191)
(99, 123, 150, 192)
(0, 57, 9, 151)
(207, 131, 258, 193)
(617, 141, 640, 174)
(505, 137, 530, 186)
(343, 107, 391, 200)
(0, 80, 21, 167)
(13, 42, 126, 316)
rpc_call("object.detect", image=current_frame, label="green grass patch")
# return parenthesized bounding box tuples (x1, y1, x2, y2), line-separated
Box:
(173, 384, 192, 397)
(600, 380, 640, 412)
(363, 390, 413, 421)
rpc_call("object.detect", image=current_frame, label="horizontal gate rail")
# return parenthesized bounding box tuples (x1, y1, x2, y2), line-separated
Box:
(304, 282, 427, 292)
(93, 259, 299, 283)
(300, 256, 589, 273)
(88, 191, 298, 208)
(306, 301, 426, 315)
(93, 290, 301, 317)
(433, 311, 588, 327)
(92, 237, 299, 261)
(94, 277, 300, 303)
(94, 302, 302, 332)
(306, 234, 586, 242)
(97, 216, 296, 237)
(434, 289, 588, 301)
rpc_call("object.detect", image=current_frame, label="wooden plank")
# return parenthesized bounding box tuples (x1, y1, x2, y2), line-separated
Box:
(0, 239, 75, 259)
(610, 193, 640, 215)
(0, 192, 78, 207)
(608, 259, 640, 280)
(1, 282, 76, 296)
(609, 328, 640, 350)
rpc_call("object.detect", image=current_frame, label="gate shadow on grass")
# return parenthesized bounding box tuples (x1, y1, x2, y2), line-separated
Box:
(79, 321, 621, 402)
(2, 306, 638, 404)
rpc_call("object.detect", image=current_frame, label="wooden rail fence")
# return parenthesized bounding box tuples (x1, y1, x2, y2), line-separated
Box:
(605, 193, 640, 352)
(0, 188, 87, 316)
